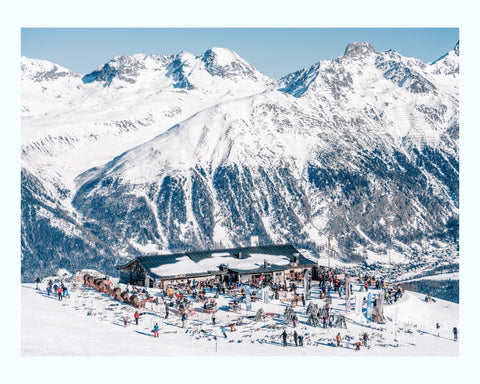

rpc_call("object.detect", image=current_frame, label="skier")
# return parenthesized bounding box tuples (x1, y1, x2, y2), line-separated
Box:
(336, 332, 341, 347)
(355, 341, 362, 351)
(212, 311, 216, 326)
(453, 327, 458, 341)
(293, 330, 298, 346)
(123, 317, 127, 327)
(164, 303, 169, 319)
(301, 294, 306, 307)
(46, 285, 51, 296)
(153, 322, 159, 338)
(134, 311, 140, 325)
(282, 329, 288, 346)
(436, 322, 440, 337)
(35, 277, 41, 290)
(363, 332, 369, 348)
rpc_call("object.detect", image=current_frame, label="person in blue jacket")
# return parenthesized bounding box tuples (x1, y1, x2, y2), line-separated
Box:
(153, 323, 159, 338)
(182, 312, 187, 328)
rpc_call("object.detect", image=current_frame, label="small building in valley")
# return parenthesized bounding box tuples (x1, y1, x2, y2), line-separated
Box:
(116, 244, 317, 288)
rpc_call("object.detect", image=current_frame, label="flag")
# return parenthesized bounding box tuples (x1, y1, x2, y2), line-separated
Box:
(345, 275, 351, 313)
(366, 292, 372, 322)
(303, 271, 310, 297)
(355, 295, 362, 318)
(246, 286, 251, 311)
(262, 288, 269, 304)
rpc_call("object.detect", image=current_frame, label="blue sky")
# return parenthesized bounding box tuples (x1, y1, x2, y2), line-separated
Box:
(21, 28, 458, 79)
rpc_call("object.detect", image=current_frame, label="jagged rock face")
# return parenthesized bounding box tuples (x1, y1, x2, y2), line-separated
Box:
(21, 42, 459, 281)
(201, 48, 264, 81)
(82, 63, 119, 86)
(343, 42, 376, 58)
(375, 56, 437, 94)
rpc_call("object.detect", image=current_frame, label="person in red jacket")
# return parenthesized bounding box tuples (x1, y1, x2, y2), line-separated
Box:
(134, 311, 140, 325)
(57, 286, 63, 301)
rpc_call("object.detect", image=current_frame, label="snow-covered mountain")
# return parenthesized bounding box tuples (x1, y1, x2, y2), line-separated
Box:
(21, 42, 459, 282)
(22, 47, 273, 193)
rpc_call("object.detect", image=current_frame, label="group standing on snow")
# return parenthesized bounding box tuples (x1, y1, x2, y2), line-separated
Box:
(33, 269, 460, 350)
(42, 279, 70, 300)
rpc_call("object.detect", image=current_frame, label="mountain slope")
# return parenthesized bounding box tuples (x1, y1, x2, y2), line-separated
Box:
(21, 42, 459, 280)
(72, 41, 459, 259)
(21, 48, 273, 195)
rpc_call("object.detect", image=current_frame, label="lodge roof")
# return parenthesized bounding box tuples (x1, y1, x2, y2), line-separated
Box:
(116, 244, 316, 280)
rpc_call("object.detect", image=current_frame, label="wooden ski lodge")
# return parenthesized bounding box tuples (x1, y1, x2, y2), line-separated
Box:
(116, 244, 317, 288)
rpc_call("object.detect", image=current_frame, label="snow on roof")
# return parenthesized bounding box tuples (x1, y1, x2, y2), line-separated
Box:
(149, 252, 292, 278)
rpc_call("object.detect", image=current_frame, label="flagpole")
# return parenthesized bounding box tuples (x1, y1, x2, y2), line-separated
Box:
(328, 236, 331, 270)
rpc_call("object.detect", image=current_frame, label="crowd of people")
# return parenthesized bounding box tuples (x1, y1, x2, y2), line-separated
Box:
(34, 267, 459, 350)
(44, 279, 70, 300)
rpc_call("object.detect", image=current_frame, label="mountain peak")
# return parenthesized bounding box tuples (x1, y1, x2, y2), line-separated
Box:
(343, 42, 376, 58)
(201, 47, 248, 69)
(200, 47, 268, 83)
(21, 57, 78, 81)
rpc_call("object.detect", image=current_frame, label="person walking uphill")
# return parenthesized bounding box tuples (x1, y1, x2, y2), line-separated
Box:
(134, 311, 140, 325)
(453, 327, 458, 341)
(153, 322, 159, 338)
(57, 286, 63, 301)
(63, 285, 70, 299)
